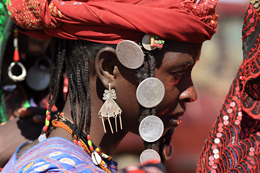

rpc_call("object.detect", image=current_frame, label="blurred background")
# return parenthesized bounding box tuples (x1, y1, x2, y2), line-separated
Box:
(0, 0, 249, 172)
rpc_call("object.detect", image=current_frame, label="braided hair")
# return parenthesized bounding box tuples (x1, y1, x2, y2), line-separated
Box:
(48, 38, 173, 162)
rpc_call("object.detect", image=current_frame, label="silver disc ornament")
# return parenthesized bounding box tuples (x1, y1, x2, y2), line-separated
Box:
(139, 115, 164, 142)
(142, 34, 156, 51)
(136, 77, 165, 108)
(26, 56, 51, 91)
(116, 40, 144, 69)
(140, 149, 161, 164)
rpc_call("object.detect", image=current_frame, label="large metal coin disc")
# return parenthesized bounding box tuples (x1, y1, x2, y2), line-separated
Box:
(116, 40, 144, 69)
(139, 115, 164, 142)
(136, 77, 165, 108)
(140, 149, 161, 164)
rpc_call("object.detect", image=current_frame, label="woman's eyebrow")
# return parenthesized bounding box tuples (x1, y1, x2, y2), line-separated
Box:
(175, 60, 195, 68)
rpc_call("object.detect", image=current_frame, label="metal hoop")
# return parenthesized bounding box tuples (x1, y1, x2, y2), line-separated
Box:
(163, 143, 173, 160)
(8, 62, 27, 82)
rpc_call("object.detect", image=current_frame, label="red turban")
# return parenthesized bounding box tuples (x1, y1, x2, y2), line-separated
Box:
(7, 0, 218, 44)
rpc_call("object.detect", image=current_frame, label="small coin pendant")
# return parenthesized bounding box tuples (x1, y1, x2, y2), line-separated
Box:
(142, 34, 156, 51)
(136, 77, 165, 108)
(116, 40, 144, 69)
(139, 115, 164, 143)
(140, 149, 161, 164)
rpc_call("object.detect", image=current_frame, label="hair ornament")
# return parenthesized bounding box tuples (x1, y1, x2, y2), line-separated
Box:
(142, 34, 165, 51)
(116, 40, 144, 69)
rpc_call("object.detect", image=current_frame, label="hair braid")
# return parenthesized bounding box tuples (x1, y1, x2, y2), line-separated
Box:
(48, 38, 66, 113)
(65, 40, 79, 137)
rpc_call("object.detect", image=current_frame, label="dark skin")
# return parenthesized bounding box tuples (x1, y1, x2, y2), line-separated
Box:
(0, 107, 46, 167)
(0, 41, 202, 164)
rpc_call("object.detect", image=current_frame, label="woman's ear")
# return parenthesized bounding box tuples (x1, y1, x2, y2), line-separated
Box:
(95, 47, 120, 88)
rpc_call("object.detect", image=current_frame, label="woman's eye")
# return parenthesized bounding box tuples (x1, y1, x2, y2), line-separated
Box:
(171, 71, 185, 77)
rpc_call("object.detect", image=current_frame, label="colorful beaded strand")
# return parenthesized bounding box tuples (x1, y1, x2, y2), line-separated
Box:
(38, 104, 50, 142)
(51, 119, 112, 173)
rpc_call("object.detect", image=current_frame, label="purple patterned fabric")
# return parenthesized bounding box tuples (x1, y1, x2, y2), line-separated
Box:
(2, 137, 118, 173)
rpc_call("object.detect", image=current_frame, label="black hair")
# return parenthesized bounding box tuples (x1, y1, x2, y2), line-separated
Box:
(48, 38, 173, 162)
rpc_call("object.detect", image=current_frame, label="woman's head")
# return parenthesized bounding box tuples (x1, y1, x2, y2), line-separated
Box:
(47, 38, 202, 159)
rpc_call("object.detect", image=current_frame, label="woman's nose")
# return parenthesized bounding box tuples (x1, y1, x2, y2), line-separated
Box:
(179, 85, 197, 102)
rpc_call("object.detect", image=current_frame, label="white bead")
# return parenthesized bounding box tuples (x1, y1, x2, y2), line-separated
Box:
(92, 151, 102, 165)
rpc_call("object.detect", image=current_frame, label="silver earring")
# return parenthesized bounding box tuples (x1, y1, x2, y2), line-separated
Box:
(98, 83, 122, 133)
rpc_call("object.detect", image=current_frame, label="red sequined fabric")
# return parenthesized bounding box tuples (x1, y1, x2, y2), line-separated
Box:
(6, 0, 218, 44)
(197, 1, 260, 172)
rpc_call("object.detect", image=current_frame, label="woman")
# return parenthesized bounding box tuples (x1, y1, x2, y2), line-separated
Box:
(2, 0, 218, 172)
(197, 1, 260, 172)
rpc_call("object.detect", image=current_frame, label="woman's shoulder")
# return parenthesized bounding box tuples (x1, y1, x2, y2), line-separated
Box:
(2, 137, 105, 173)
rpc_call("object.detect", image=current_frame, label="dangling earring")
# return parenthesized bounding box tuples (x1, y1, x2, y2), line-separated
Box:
(98, 83, 122, 133)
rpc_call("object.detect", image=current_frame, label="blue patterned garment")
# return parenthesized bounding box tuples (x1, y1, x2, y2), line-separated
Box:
(2, 137, 118, 173)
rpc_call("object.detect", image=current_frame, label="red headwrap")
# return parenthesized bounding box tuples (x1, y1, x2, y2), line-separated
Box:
(7, 0, 218, 44)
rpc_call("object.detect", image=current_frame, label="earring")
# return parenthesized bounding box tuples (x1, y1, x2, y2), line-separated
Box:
(98, 83, 122, 133)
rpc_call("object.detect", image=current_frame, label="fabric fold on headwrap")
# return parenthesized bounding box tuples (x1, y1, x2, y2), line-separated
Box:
(7, 0, 218, 44)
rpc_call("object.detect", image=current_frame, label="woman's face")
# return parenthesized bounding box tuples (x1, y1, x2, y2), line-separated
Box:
(114, 41, 202, 135)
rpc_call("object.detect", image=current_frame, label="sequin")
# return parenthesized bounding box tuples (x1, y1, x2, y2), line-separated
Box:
(250, 147, 255, 152)
(216, 133, 222, 138)
(230, 102, 236, 107)
(238, 112, 242, 116)
(248, 9, 253, 14)
(218, 123, 223, 127)
(227, 109, 232, 113)
(237, 116, 242, 120)
(250, 18, 255, 23)
(213, 149, 219, 154)
(257, 132, 260, 136)
(214, 154, 219, 159)
(249, 152, 254, 156)
(251, 27, 255, 32)
(223, 120, 229, 125)
(233, 96, 237, 100)
(212, 164, 217, 169)
(61, 2, 65, 5)
(212, 145, 217, 149)
(211, 170, 216, 173)
(235, 120, 240, 125)
(223, 115, 229, 120)
(209, 160, 214, 165)
(218, 128, 223, 132)
(209, 156, 214, 160)
(214, 138, 220, 144)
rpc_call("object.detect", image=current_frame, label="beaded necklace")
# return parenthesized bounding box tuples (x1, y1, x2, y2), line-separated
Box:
(40, 111, 113, 173)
